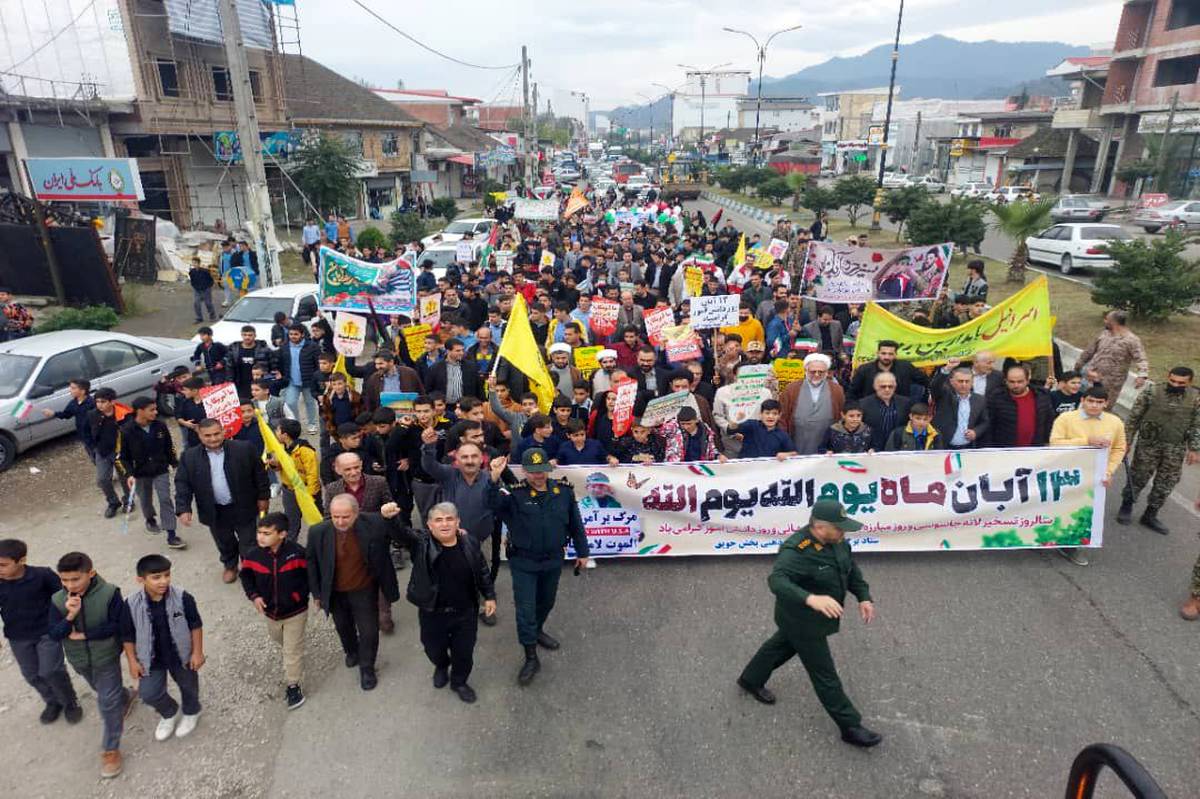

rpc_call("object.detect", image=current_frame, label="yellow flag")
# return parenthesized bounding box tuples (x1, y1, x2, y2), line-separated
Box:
(494, 293, 556, 413)
(852, 276, 1054, 368)
(255, 411, 323, 525)
(732, 234, 746, 269)
(332, 353, 355, 387)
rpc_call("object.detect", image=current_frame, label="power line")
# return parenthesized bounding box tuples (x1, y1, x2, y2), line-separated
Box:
(349, 0, 519, 71)
(3, 0, 98, 73)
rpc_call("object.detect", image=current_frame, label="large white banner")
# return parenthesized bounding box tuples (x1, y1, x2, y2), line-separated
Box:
(551, 447, 1106, 557)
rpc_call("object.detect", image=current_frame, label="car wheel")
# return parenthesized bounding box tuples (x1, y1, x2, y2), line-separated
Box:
(1060, 254, 1074, 275)
(0, 432, 16, 472)
(1144, 226, 1161, 234)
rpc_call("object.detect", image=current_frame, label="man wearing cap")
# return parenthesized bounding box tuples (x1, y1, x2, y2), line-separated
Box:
(780, 353, 845, 456)
(486, 448, 590, 685)
(737, 499, 881, 748)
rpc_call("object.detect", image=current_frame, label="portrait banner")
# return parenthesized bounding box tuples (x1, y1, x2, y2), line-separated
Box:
(551, 446, 1106, 557)
(800, 241, 952, 303)
(852, 276, 1054, 368)
(319, 246, 416, 315)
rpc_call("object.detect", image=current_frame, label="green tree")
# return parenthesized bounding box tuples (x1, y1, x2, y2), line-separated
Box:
(1091, 231, 1200, 321)
(879, 186, 931, 241)
(785, 172, 809, 211)
(833, 175, 877, 228)
(355, 226, 387, 251)
(430, 197, 459, 224)
(744, 166, 778, 193)
(757, 175, 792, 206)
(906, 197, 988, 253)
(713, 166, 747, 193)
(389, 210, 426, 247)
(801, 185, 840, 218)
(292, 133, 361, 216)
(991, 198, 1054, 283)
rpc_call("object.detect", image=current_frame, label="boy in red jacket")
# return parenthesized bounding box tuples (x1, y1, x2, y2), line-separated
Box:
(239, 513, 309, 710)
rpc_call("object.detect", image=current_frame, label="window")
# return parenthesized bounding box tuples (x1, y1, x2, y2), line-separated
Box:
(1153, 54, 1200, 87)
(212, 66, 233, 101)
(32, 349, 93, 396)
(1167, 0, 1200, 30)
(248, 70, 263, 103)
(381, 132, 400, 156)
(156, 59, 180, 98)
(86, 340, 148, 376)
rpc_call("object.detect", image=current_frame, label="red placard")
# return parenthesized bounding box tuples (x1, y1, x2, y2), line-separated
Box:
(643, 305, 674, 347)
(199, 383, 243, 438)
(589, 297, 620, 338)
(611, 377, 638, 437)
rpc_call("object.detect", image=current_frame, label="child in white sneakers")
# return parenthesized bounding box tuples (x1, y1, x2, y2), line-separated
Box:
(121, 554, 204, 741)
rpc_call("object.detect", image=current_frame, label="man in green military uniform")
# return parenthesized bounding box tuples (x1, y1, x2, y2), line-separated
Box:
(1117, 366, 1200, 535)
(736, 499, 881, 748)
(487, 447, 590, 685)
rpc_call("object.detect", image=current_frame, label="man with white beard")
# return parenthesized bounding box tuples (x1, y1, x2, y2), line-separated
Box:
(780, 353, 845, 455)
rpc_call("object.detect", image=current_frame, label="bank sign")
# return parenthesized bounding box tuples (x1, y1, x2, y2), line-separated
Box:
(24, 157, 145, 202)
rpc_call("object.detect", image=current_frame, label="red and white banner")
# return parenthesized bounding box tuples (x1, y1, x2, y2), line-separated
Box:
(589, 297, 620, 338)
(199, 383, 243, 438)
(612, 377, 639, 437)
(643, 306, 674, 347)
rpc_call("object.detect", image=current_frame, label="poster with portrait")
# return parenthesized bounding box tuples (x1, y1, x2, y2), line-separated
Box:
(799, 241, 952, 303)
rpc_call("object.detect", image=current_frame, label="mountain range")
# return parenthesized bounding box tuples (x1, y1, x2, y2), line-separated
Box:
(604, 35, 1090, 130)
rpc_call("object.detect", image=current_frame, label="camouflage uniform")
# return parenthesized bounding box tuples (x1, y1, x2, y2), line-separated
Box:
(1122, 383, 1200, 513)
(1191, 554, 1200, 599)
(1074, 328, 1149, 410)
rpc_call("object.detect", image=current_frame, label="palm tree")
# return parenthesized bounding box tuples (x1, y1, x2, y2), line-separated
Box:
(785, 172, 809, 212)
(990, 198, 1054, 284)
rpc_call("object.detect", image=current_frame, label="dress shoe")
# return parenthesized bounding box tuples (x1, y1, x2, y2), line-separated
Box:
(536, 630, 560, 650)
(841, 725, 883, 748)
(517, 646, 540, 686)
(1181, 596, 1200, 621)
(452, 684, 477, 703)
(736, 677, 776, 705)
(39, 702, 62, 724)
(1139, 512, 1170, 535)
(103, 503, 119, 519)
(345, 652, 360, 668)
(1116, 501, 1133, 525)
(221, 568, 237, 584)
(360, 667, 378, 691)
(63, 703, 83, 724)
(433, 666, 449, 689)
(480, 609, 498, 626)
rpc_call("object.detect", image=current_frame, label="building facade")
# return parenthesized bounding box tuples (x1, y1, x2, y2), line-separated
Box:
(818, 88, 892, 172)
(736, 97, 818, 132)
(671, 71, 751, 138)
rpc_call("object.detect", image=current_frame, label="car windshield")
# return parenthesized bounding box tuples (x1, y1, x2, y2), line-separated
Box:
(1082, 227, 1132, 240)
(443, 221, 477, 235)
(223, 296, 292, 323)
(421, 248, 460, 268)
(0, 353, 38, 399)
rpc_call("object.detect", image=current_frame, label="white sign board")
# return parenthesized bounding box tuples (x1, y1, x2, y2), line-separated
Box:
(514, 199, 559, 221)
(455, 241, 474, 264)
(332, 312, 367, 357)
(690, 294, 740, 330)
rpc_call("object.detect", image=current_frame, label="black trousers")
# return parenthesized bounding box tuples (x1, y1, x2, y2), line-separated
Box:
(209, 504, 259, 569)
(330, 586, 380, 669)
(418, 608, 478, 687)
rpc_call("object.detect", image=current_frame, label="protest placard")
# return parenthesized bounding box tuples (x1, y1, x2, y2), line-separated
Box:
(612, 378, 639, 437)
(455, 241, 474, 264)
(589, 297, 620, 338)
(690, 294, 740, 329)
(540, 250, 556, 269)
(402, 323, 432, 361)
(492, 250, 514, 272)
(799, 241, 952, 303)
(663, 324, 702, 363)
(332, 311, 367, 357)
(574, 345, 603, 378)
(514, 199, 558, 220)
(379, 392, 419, 417)
(767, 238, 789, 260)
(753, 247, 776, 270)
(736, 364, 773, 391)
(199, 383, 242, 438)
(684, 265, 704, 297)
(727, 380, 772, 422)
(319, 246, 416, 315)
(638, 389, 700, 428)
(419, 294, 441, 328)
(643, 306, 675, 347)
(771, 358, 807, 387)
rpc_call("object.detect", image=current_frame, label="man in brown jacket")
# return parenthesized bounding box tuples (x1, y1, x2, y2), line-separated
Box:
(361, 351, 423, 412)
(780, 353, 845, 455)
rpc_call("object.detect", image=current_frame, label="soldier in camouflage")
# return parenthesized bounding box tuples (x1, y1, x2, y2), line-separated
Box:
(1117, 366, 1200, 536)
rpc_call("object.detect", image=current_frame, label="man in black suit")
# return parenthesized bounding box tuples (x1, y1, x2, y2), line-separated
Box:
(175, 418, 270, 583)
(424, 338, 482, 410)
(307, 494, 403, 691)
(858, 372, 913, 452)
(847, 340, 928, 402)
(931, 365, 990, 449)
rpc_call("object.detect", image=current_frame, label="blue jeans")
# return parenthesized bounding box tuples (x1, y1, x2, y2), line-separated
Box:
(282, 384, 319, 430)
(139, 662, 201, 718)
(74, 661, 125, 751)
(509, 557, 562, 646)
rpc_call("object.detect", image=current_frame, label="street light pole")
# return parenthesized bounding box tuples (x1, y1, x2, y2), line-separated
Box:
(723, 25, 802, 167)
(870, 0, 905, 232)
(679, 62, 731, 154)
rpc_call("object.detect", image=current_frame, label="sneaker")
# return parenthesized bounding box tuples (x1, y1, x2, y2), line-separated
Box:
(166, 535, 187, 550)
(100, 750, 122, 779)
(174, 712, 199, 738)
(39, 702, 63, 724)
(103, 503, 120, 519)
(1057, 547, 1089, 567)
(452, 684, 477, 704)
(286, 684, 305, 710)
(145, 519, 160, 534)
(63, 703, 83, 724)
(155, 711, 179, 741)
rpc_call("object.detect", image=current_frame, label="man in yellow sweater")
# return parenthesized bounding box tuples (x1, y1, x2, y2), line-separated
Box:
(1050, 385, 1127, 566)
(720, 301, 765, 349)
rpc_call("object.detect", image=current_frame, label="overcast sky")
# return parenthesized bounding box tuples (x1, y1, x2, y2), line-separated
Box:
(296, 0, 1124, 109)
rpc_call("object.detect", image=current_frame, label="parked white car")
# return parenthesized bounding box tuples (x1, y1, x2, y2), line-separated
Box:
(199, 284, 321, 347)
(1131, 199, 1200, 233)
(420, 218, 494, 248)
(882, 173, 910, 189)
(988, 186, 1041, 204)
(950, 182, 991, 198)
(418, 241, 480, 276)
(0, 331, 195, 469)
(909, 175, 946, 193)
(1025, 223, 1132, 275)
(624, 175, 652, 193)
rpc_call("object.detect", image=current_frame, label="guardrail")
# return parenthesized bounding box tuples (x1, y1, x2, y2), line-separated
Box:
(700, 191, 783, 226)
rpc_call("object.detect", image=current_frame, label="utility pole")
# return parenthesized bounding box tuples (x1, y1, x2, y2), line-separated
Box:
(521, 45, 535, 191)
(910, 110, 922, 173)
(699, 73, 707, 150)
(870, 0, 905, 232)
(723, 26, 802, 167)
(217, 0, 280, 285)
(1154, 91, 1179, 193)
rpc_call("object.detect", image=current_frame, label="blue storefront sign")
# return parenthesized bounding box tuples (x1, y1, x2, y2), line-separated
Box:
(24, 157, 145, 202)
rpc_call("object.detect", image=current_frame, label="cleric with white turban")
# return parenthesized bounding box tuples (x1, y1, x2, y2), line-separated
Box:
(780, 351, 845, 455)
